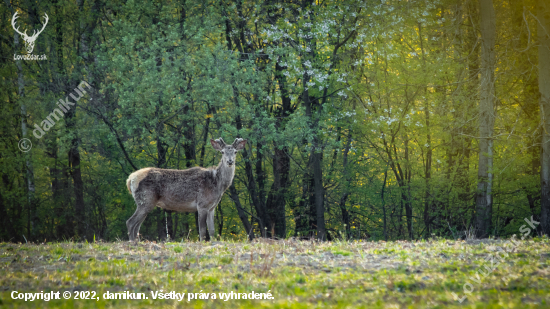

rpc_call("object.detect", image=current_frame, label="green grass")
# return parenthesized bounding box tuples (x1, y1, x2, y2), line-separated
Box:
(0, 237, 549, 308)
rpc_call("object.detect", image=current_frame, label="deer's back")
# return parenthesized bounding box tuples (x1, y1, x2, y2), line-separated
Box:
(128, 167, 221, 211)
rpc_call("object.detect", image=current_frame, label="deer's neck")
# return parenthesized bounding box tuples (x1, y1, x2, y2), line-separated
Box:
(215, 160, 235, 190)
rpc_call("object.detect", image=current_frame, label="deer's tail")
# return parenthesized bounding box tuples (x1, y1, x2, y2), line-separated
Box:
(126, 167, 152, 195)
(126, 177, 132, 194)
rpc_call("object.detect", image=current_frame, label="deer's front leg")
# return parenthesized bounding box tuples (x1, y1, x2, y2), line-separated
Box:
(207, 209, 216, 241)
(198, 208, 208, 241)
(206, 197, 222, 241)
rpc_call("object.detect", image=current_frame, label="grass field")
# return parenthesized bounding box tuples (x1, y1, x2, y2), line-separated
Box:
(1, 237, 549, 308)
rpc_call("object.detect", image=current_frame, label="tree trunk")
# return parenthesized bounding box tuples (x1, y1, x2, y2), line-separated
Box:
(216, 202, 224, 237)
(475, 0, 496, 238)
(384, 133, 412, 239)
(229, 184, 254, 240)
(338, 132, 352, 237)
(381, 169, 388, 241)
(183, 102, 196, 168)
(265, 61, 295, 238)
(165, 210, 174, 240)
(240, 142, 269, 236)
(423, 98, 432, 238)
(302, 67, 326, 241)
(233, 93, 271, 236)
(0, 179, 17, 240)
(199, 105, 212, 166)
(67, 106, 86, 239)
(5, 0, 37, 240)
(293, 164, 313, 238)
(155, 103, 171, 241)
(538, 0, 550, 236)
(300, 6, 326, 241)
(312, 146, 325, 240)
(455, 0, 477, 228)
(48, 0, 73, 239)
(404, 138, 413, 239)
(182, 103, 196, 237)
(417, 21, 433, 239)
(265, 144, 290, 238)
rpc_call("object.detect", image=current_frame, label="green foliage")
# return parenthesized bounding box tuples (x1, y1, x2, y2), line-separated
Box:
(0, 0, 545, 242)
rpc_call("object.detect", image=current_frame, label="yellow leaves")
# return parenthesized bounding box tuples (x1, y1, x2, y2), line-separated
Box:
(150, 141, 156, 145)
(205, 114, 213, 119)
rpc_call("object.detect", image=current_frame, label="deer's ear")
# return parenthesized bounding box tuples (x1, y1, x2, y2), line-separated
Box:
(234, 139, 247, 151)
(210, 139, 223, 151)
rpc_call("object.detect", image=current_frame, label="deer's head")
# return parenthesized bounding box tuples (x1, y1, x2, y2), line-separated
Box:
(11, 12, 49, 54)
(211, 138, 247, 166)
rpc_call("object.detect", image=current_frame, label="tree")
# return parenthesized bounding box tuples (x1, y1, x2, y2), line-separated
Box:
(475, 0, 497, 238)
(538, 0, 550, 235)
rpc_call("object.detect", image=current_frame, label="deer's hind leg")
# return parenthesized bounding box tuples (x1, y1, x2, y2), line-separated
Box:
(127, 190, 156, 242)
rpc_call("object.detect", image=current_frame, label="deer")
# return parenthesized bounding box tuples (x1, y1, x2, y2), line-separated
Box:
(126, 138, 247, 242)
(11, 11, 49, 54)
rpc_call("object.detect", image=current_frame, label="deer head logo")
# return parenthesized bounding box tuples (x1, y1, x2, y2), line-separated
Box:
(11, 12, 49, 54)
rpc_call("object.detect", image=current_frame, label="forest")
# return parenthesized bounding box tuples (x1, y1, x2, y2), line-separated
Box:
(1, 0, 549, 243)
